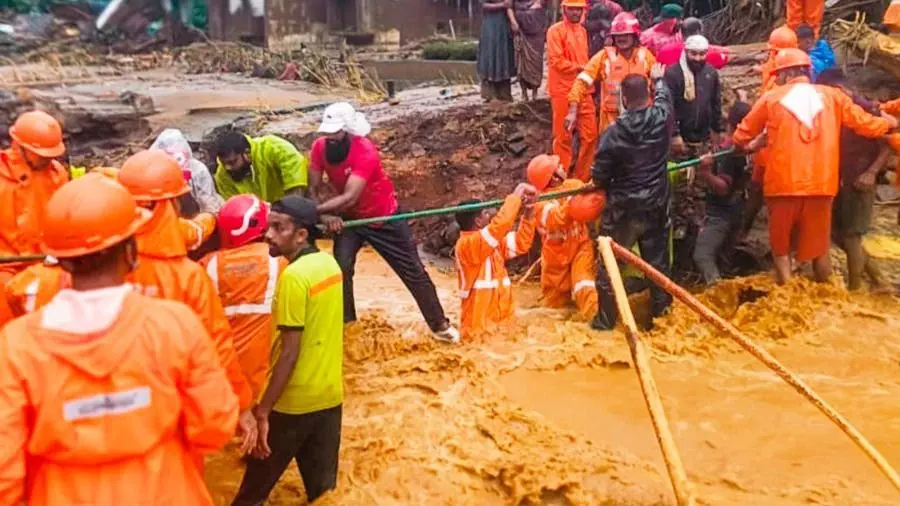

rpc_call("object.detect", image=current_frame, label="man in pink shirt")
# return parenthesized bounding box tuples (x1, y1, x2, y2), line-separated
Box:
(309, 102, 460, 343)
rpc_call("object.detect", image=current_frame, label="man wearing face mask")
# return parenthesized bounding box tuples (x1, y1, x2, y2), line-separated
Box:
(309, 102, 460, 344)
(214, 131, 309, 203)
(0, 110, 68, 328)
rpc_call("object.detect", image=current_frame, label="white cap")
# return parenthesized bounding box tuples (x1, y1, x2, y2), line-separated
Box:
(684, 35, 710, 52)
(318, 102, 372, 137)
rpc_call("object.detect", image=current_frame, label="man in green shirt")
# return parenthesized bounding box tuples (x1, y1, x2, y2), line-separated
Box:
(214, 131, 309, 202)
(232, 196, 343, 505)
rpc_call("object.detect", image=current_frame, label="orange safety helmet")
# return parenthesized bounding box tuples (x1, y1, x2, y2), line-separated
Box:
(526, 154, 561, 191)
(567, 191, 607, 223)
(561, 0, 586, 7)
(8, 110, 65, 158)
(218, 194, 269, 249)
(119, 149, 190, 202)
(610, 12, 641, 36)
(774, 48, 811, 73)
(43, 173, 151, 258)
(767, 26, 798, 50)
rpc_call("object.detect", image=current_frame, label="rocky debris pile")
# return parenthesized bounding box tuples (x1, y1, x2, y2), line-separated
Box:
(0, 87, 155, 165)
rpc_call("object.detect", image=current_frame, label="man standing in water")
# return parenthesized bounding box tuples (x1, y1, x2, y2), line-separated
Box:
(309, 102, 460, 343)
(233, 196, 343, 505)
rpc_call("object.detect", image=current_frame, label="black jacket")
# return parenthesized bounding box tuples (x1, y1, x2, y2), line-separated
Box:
(592, 80, 673, 212)
(663, 62, 723, 143)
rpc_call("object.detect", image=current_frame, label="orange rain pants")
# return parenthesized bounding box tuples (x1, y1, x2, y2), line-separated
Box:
(455, 194, 535, 339)
(131, 200, 253, 410)
(0, 291, 238, 505)
(200, 241, 286, 400)
(533, 179, 598, 320)
(547, 19, 597, 181)
(786, 0, 825, 35)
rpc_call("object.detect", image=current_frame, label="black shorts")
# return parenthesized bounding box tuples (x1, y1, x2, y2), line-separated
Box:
(832, 187, 874, 238)
(232, 405, 342, 505)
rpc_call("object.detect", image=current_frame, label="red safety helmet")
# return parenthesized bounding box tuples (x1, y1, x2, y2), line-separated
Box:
(610, 12, 641, 36)
(218, 194, 269, 249)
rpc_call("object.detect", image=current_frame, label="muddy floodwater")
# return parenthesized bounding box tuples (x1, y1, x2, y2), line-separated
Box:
(204, 240, 900, 505)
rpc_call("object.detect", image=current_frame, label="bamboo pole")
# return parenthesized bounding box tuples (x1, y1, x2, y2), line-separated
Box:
(609, 240, 900, 494)
(596, 237, 696, 506)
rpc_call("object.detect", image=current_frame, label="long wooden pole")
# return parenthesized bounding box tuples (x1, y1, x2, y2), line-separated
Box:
(597, 237, 696, 506)
(609, 240, 900, 494)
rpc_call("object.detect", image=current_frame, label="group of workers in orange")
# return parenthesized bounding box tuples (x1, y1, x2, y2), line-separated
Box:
(4, 0, 900, 498)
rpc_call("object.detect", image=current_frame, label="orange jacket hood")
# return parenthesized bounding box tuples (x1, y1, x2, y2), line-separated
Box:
(138, 200, 188, 259)
(31, 286, 136, 379)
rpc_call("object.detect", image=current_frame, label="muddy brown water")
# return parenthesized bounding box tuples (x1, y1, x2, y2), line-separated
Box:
(204, 232, 900, 505)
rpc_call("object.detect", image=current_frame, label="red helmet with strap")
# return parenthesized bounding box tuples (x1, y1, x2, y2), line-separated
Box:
(217, 194, 269, 249)
(610, 12, 641, 36)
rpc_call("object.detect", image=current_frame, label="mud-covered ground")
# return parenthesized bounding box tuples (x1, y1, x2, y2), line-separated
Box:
(204, 214, 900, 505)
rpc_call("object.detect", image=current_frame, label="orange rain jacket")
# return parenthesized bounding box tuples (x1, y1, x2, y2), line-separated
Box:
(733, 77, 893, 197)
(0, 148, 68, 323)
(880, 98, 900, 185)
(180, 212, 216, 251)
(786, 0, 824, 35)
(0, 213, 219, 329)
(570, 46, 656, 133)
(750, 55, 781, 184)
(533, 179, 598, 320)
(0, 290, 238, 505)
(547, 20, 598, 181)
(886, 0, 900, 32)
(455, 195, 535, 339)
(130, 200, 253, 410)
(199, 242, 286, 400)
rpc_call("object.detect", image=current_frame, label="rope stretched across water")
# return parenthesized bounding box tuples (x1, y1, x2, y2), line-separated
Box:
(0, 150, 733, 265)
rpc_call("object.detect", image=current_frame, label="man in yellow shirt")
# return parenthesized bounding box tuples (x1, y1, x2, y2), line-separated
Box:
(233, 195, 343, 505)
(214, 131, 309, 202)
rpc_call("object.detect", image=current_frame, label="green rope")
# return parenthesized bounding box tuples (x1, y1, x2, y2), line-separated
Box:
(0, 151, 733, 264)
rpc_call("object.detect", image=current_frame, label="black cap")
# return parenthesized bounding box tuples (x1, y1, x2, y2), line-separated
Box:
(271, 196, 320, 230)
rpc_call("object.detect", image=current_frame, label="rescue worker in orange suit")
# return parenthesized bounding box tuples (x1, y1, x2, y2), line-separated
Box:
(0, 173, 238, 505)
(0, 111, 68, 325)
(741, 26, 799, 239)
(1, 166, 217, 327)
(117, 149, 258, 453)
(886, 0, 900, 32)
(526, 154, 600, 320)
(546, 0, 597, 181)
(878, 98, 900, 225)
(566, 12, 656, 137)
(199, 195, 287, 400)
(454, 183, 537, 339)
(733, 49, 898, 284)
(786, 0, 824, 36)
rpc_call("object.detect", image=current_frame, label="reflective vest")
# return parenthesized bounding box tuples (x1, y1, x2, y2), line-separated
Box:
(601, 46, 651, 114)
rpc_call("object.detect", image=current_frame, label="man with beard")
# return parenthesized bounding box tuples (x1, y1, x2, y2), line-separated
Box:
(566, 12, 656, 137)
(0, 110, 68, 328)
(309, 102, 460, 343)
(214, 131, 309, 202)
(232, 196, 344, 505)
